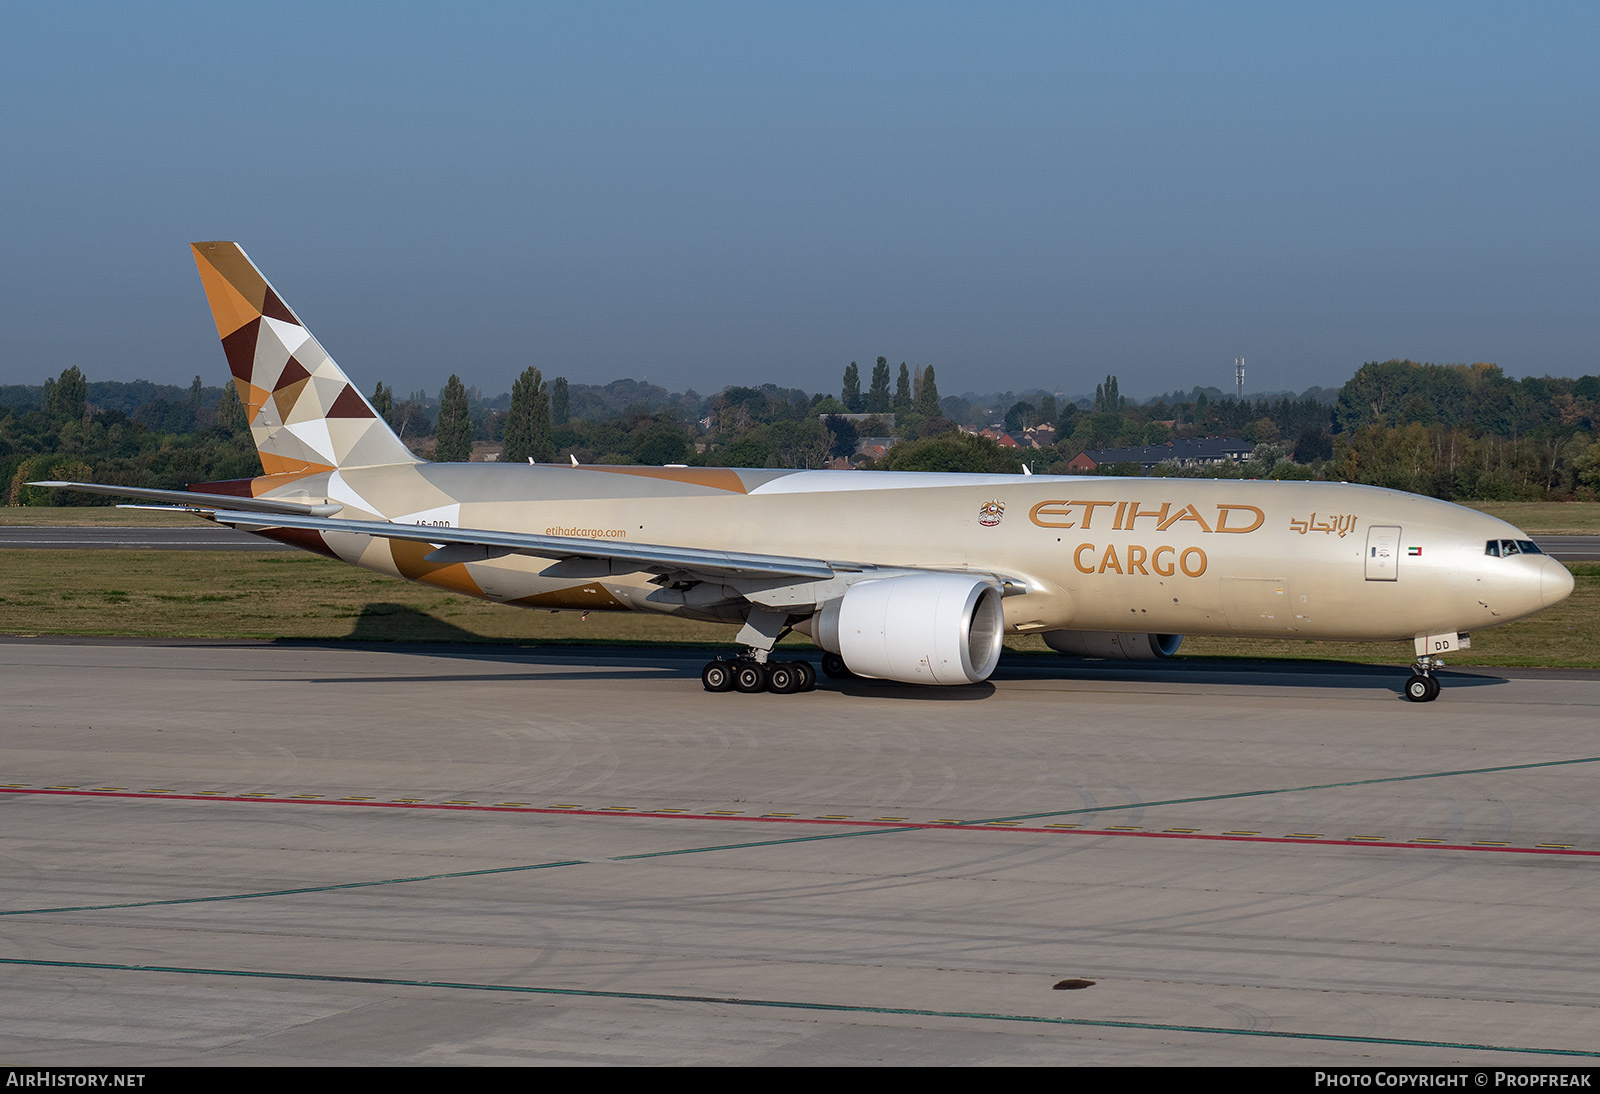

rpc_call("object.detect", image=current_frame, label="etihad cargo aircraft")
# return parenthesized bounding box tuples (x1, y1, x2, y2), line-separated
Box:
(39, 243, 1576, 701)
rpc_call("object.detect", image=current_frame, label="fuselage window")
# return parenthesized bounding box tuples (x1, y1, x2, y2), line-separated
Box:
(1485, 540, 1500, 557)
(1517, 540, 1543, 555)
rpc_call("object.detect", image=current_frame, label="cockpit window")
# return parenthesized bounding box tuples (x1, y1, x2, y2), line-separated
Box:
(1487, 539, 1544, 557)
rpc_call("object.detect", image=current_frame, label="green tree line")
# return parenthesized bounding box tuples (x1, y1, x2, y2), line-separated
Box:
(6, 358, 1599, 504)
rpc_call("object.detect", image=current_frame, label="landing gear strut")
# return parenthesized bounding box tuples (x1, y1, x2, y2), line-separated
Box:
(1404, 656, 1443, 703)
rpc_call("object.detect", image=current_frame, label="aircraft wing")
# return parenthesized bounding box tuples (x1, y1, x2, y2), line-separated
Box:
(209, 507, 843, 581)
(31, 479, 1026, 588)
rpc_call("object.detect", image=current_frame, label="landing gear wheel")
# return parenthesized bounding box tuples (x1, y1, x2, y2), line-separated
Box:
(702, 660, 735, 692)
(793, 660, 817, 692)
(821, 652, 852, 680)
(766, 662, 801, 694)
(1405, 674, 1440, 703)
(733, 661, 770, 693)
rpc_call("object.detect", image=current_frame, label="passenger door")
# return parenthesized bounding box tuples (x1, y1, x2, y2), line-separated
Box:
(1365, 525, 1400, 581)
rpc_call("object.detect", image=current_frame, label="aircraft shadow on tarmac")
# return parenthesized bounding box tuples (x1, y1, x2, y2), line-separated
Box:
(341, 602, 500, 644)
(994, 656, 1509, 698)
(283, 603, 1510, 700)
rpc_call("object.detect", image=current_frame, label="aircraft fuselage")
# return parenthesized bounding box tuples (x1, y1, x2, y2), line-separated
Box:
(245, 463, 1570, 645)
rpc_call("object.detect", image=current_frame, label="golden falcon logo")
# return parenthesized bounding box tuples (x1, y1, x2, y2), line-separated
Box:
(979, 499, 1005, 527)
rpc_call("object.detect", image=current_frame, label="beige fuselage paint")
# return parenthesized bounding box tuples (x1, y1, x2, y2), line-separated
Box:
(252, 464, 1566, 644)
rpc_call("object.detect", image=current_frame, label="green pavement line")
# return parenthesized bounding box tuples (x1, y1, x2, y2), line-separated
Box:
(610, 826, 910, 860)
(0, 827, 904, 916)
(2, 957, 1594, 1059)
(978, 754, 1600, 826)
(0, 858, 585, 917)
(7, 754, 1594, 918)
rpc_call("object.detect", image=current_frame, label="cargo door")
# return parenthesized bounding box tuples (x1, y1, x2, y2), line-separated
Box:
(1365, 525, 1400, 581)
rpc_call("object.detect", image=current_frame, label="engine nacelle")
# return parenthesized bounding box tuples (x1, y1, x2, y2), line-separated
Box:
(810, 574, 1005, 685)
(1042, 630, 1183, 660)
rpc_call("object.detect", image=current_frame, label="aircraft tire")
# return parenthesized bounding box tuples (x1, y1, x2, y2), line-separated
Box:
(1405, 674, 1434, 703)
(733, 662, 770, 694)
(821, 652, 852, 679)
(794, 660, 817, 692)
(702, 660, 736, 692)
(767, 662, 801, 694)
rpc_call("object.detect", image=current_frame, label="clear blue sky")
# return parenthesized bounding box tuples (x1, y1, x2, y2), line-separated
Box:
(3, 2, 1596, 402)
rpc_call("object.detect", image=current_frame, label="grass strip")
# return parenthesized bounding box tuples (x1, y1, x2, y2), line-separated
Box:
(2, 545, 1595, 667)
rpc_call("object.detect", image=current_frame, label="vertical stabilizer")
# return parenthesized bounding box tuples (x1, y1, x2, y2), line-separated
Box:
(191, 241, 420, 474)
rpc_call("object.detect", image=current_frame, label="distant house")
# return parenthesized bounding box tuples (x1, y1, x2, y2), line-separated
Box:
(972, 427, 1021, 448)
(1066, 436, 1255, 473)
(966, 424, 1054, 449)
(1005, 422, 1057, 449)
(854, 436, 895, 461)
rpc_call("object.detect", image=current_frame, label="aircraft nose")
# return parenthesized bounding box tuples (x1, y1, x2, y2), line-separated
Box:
(1541, 556, 1576, 608)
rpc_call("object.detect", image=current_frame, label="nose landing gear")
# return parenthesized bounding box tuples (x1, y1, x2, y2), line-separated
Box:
(1404, 655, 1443, 703)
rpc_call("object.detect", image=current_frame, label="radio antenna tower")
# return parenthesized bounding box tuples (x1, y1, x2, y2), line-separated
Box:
(1234, 356, 1245, 401)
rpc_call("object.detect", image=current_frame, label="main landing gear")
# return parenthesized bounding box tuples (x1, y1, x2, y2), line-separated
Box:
(701, 657, 816, 694)
(701, 606, 816, 694)
(1404, 655, 1443, 703)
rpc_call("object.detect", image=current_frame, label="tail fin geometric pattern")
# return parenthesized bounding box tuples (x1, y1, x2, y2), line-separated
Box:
(191, 241, 420, 475)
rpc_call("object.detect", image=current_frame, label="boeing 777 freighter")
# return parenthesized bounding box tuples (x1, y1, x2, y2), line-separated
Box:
(39, 243, 1577, 701)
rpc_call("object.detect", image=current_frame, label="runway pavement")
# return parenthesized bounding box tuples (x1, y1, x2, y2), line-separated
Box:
(1538, 534, 1600, 561)
(2, 525, 1596, 561)
(1, 638, 1596, 1066)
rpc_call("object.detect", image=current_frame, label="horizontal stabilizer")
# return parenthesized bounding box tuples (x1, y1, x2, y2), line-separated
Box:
(28, 481, 345, 517)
